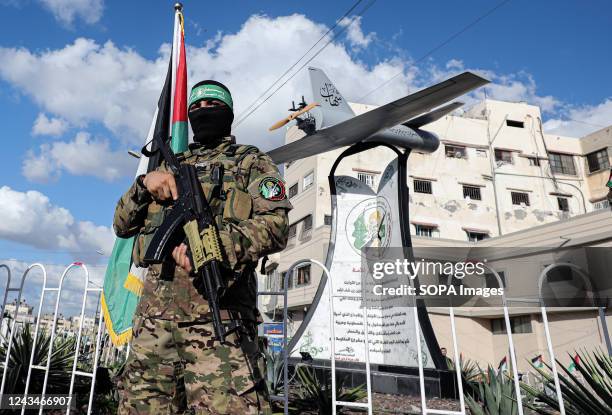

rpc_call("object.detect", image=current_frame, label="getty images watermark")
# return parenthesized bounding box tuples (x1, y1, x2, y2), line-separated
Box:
(359, 247, 612, 308)
(370, 257, 503, 298)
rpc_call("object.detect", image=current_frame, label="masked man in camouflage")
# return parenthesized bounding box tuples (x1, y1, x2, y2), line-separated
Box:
(114, 80, 292, 414)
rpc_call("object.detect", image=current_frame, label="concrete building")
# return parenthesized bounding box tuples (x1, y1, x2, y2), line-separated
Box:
(258, 98, 611, 370)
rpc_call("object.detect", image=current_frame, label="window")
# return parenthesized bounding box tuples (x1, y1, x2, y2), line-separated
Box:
(476, 149, 487, 158)
(295, 265, 311, 287)
(288, 183, 298, 198)
(593, 199, 610, 211)
(466, 231, 489, 242)
(303, 215, 313, 231)
(415, 225, 437, 238)
(281, 271, 293, 289)
(324, 215, 332, 226)
(491, 315, 532, 335)
(495, 149, 513, 164)
(288, 223, 297, 239)
(511, 191, 530, 206)
(548, 152, 576, 175)
(463, 185, 482, 201)
(586, 148, 610, 173)
(414, 179, 432, 194)
(527, 157, 541, 166)
(265, 269, 277, 290)
(484, 271, 506, 289)
(557, 197, 569, 212)
(506, 119, 524, 128)
(445, 145, 467, 159)
(542, 265, 574, 282)
(357, 172, 375, 187)
(303, 171, 314, 189)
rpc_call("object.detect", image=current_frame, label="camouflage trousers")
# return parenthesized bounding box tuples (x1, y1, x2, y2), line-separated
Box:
(117, 316, 272, 414)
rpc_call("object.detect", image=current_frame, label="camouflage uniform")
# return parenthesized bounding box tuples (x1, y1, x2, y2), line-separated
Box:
(113, 137, 292, 414)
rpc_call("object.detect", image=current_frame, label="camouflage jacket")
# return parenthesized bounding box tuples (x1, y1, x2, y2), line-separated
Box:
(113, 137, 292, 321)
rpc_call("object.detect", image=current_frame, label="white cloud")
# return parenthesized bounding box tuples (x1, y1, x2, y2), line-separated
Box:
(39, 0, 104, 26)
(31, 113, 69, 136)
(0, 186, 114, 256)
(23, 131, 135, 182)
(0, 15, 418, 152)
(339, 16, 376, 49)
(0, 38, 166, 142)
(543, 99, 612, 137)
(0, 13, 604, 155)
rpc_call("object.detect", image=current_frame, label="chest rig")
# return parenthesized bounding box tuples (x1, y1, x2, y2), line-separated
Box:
(134, 143, 259, 268)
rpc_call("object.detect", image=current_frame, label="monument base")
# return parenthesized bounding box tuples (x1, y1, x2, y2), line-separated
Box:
(288, 358, 460, 399)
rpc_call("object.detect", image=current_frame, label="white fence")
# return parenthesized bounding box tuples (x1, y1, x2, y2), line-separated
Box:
(0, 262, 112, 415)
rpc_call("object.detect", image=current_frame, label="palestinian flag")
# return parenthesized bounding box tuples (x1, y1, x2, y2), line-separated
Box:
(568, 354, 581, 372)
(531, 354, 544, 368)
(101, 5, 189, 346)
(170, 10, 188, 153)
(498, 356, 508, 372)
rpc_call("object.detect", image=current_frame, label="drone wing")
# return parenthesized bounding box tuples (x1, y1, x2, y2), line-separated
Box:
(268, 71, 488, 164)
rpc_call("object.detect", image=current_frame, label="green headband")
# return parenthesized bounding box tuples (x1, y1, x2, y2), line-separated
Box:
(188, 84, 233, 110)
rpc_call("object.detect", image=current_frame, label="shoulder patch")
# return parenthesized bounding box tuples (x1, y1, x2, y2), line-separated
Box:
(258, 177, 286, 201)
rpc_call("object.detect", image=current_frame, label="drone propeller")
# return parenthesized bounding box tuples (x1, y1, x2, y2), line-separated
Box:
(269, 102, 319, 131)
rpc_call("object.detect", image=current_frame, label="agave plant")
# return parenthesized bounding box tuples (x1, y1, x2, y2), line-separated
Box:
(264, 348, 288, 398)
(289, 363, 367, 415)
(0, 323, 120, 414)
(521, 349, 612, 415)
(447, 355, 481, 383)
(464, 366, 520, 415)
(0, 323, 80, 396)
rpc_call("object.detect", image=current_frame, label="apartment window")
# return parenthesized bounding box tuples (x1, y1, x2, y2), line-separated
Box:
(466, 231, 489, 242)
(476, 149, 487, 158)
(415, 224, 438, 238)
(357, 172, 375, 187)
(491, 315, 532, 335)
(527, 157, 541, 166)
(484, 271, 506, 289)
(265, 269, 277, 290)
(542, 264, 574, 282)
(586, 148, 610, 173)
(557, 197, 569, 212)
(414, 179, 432, 194)
(506, 119, 524, 128)
(303, 215, 313, 231)
(303, 171, 314, 190)
(281, 271, 293, 289)
(324, 215, 332, 226)
(445, 145, 467, 159)
(288, 223, 297, 239)
(549, 152, 576, 175)
(295, 265, 311, 287)
(463, 185, 482, 201)
(495, 149, 513, 164)
(593, 199, 610, 211)
(511, 191, 530, 206)
(288, 183, 298, 198)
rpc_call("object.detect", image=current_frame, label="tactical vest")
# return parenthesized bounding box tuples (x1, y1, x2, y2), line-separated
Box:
(133, 143, 260, 268)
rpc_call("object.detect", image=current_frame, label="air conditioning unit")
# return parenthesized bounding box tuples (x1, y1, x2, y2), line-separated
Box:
(455, 151, 463, 159)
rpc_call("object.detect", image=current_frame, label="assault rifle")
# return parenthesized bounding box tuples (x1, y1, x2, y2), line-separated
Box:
(141, 135, 235, 343)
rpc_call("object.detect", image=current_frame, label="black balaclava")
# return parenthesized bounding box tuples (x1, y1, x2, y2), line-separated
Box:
(188, 80, 234, 146)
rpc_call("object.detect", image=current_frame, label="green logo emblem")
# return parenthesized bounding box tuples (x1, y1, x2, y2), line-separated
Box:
(259, 177, 286, 201)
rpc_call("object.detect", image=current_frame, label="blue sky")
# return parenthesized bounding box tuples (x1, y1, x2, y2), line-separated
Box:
(0, 0, 610, 273)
